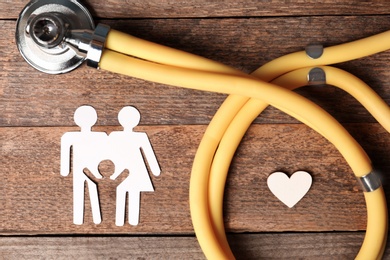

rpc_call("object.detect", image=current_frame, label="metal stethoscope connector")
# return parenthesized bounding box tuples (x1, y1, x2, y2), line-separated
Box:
(16, 0, 109, 74)
(15, 1, 389, 259)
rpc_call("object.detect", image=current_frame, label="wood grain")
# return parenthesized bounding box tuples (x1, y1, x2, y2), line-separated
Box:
(1, 124, 389, 234)
(2, 232, 389, 259)
(3, 16, 390, 127)
(2, 0, 390, 258)
(3, 1, 390, 19)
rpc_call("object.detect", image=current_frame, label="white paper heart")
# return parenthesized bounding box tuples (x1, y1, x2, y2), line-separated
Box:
(267, 171, 312, 208)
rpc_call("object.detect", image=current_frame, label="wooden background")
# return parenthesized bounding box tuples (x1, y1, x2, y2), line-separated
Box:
(1, 0, 390, 259)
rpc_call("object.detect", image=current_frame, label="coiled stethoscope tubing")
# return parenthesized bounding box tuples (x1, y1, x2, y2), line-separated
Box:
(208, 66, 390, 260)
(195, 31, 390, 259)
(15, 1, 388, 258)
(100, 33, 386, 259)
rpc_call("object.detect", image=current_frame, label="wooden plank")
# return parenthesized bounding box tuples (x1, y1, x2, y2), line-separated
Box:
(1, 232, 389, 259)
(3, 16, 390, 127)
(3, 1, 390, 19)
(0, 124, 388, 235)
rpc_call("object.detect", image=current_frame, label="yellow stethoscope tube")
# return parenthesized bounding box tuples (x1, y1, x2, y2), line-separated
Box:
(105, 30, 241, 75)
(208, 66, 390, 259)
(253, 30, 390, 82)
(100, 30, 389, 259)
(273, 66, 390, 132)
(100, 50, 370, 174)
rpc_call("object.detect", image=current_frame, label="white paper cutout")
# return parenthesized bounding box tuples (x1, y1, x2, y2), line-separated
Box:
(60, 105, 160, 226)
(267, 171, 312, 208)
(61, 106, 106, 225)
(109, 106, 161, 226)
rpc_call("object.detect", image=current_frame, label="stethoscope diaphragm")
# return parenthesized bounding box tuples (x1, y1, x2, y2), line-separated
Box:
(15, 0, 95, 74)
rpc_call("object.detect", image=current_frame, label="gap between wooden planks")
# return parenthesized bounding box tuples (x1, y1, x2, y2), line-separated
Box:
(1, 124, 389, 235)
(2, 1, 390, 19)
(0, 232, 378, 259)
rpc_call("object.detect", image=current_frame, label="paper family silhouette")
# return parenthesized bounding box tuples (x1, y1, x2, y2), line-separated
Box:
(60, 105, 161, 226)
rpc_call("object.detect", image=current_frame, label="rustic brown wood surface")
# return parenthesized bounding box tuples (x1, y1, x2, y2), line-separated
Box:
(3, 1, 390, 19)
(1, 0, 390, 259)
(0, 233, 369, 259)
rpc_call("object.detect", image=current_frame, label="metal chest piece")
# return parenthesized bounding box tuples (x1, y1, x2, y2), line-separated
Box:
(16, 0, 95, 74)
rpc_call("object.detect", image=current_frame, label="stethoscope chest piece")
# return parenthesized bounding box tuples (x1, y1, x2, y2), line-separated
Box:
(16, 0, 95, 74)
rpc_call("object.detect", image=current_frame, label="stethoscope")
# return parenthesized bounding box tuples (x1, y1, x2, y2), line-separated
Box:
(15, 0, 389, 259)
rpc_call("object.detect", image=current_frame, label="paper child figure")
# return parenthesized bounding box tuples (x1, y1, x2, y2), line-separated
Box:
(60, 105, 108, 225)
(109, 106, 161, 226)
